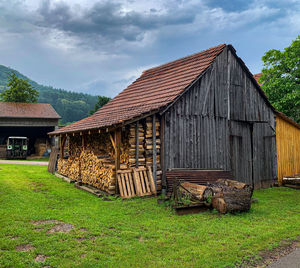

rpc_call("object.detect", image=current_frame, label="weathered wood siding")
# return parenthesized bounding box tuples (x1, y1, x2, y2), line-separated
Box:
(163, 47, 277, 187)
(276, 115, 300, 184)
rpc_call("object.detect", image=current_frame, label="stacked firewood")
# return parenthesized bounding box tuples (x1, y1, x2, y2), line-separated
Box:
(57, 118, 163, 194)
(68, 136, 82, 157)
(144, 117, 160, 168)
(128, 123, 146, 167)
(80, 150, 115, 194)
(57, 158, 81, 181)
(57, 134, 117, 194)
(144, 117, 162, 191)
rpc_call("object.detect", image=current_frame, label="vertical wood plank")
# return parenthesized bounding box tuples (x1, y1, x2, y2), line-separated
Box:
(121, 173, 127, 197)
(117, 174, 124, 197)
(133, 168, 142, 196)
(147, 166, 157, 194)
(124, 173, 131, 197)
(128, 173, 135, 196)
(138, 170, 146, 194)
(143, 170, 150, 192)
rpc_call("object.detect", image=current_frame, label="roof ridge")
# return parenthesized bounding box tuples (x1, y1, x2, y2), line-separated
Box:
(142, 44, 226, 74)
(49, 43, 227, 135)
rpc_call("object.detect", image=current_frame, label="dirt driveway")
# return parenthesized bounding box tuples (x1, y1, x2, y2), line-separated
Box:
(0, 160, 48, 165)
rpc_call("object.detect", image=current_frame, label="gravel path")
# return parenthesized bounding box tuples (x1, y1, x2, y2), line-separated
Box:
(267, 248, 300, 268)
(0, 160, 48, 165)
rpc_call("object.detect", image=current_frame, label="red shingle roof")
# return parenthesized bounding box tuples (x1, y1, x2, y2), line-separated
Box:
(253, 73, 262, 85)
(0, 102, 61, 119)
(50, 44, 226, 135)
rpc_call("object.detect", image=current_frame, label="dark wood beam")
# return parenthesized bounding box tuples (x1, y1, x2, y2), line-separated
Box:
(160, 114, 166, 189)
(152, 115, 157, 188)
(60, 136, 67, 159)
(115, 128, 121, 171)
(135, 121, 139, 168)
(82, 135, 87, 151)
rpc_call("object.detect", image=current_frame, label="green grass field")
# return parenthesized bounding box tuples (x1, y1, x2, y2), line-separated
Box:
(0, 164, 299, 267)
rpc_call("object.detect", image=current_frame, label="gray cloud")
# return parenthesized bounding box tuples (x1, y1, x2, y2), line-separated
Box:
(35, 0, 196, 42)
(0, 0, 298, 98)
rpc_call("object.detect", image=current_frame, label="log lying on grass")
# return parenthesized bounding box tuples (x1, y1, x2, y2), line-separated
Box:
(172, 179, 253, 214)
(178, 182, 213, 202)
(282, 177, 300, 186)
(208, 179, 253, 214)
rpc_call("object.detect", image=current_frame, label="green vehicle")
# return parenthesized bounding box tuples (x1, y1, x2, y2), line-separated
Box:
(6, 136, 28, 159)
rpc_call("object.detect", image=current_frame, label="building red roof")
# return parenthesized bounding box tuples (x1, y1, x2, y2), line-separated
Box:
(253, 73, 262, 85)
(0, 102, 61, 119)
(50, 44, 226, 135)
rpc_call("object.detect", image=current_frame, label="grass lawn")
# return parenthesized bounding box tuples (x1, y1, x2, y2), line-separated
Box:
(0, 165, 299, 267)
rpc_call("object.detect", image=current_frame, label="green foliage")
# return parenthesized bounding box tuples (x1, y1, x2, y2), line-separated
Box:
(0, 65, 101, 123)
(1, 165, 300, 267)
(89, 96, 111, 115)
(0, 73, 39, 103)
(260, 35, 300, 123)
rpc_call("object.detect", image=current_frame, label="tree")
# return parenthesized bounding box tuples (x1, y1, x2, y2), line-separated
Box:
(89, 96, 111, 115)
(0, 72, 39, 103)
(260, 35, 300, 123)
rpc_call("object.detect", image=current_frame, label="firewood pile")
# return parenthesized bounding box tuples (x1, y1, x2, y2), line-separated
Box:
(57, 133, 117, 194)
(57, 116, 163, 195)
(128, 123, 145, 167)
(172, 179, 253, 214)
(119, 116, 162, 191)
(68, 136, 82, 157)
(80, 150, 115, 194)
(145, 117, 160, 168)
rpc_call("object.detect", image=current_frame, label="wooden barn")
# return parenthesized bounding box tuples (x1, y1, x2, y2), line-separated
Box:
(0, 102, 60, 158)
(50, 44, 278, 196)
(254, 74, 300, 185)
(275, 112, 300, 185)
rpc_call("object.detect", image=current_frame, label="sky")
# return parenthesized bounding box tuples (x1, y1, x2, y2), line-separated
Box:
(0, 0, 299, 97)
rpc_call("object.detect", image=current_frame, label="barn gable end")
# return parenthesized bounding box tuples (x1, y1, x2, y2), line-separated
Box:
(162, 46, 277, 188)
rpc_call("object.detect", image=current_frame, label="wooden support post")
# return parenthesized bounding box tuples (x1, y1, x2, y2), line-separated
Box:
(152, 115, 157, 188)
(160, 114, 166, 190)
(135, 121, 139, 168)
(115, 128, 121, 194)
(82, 135, 86, 151)
(109, 133, 116, 152)
(60, 136, 66, 159)
(115, 128, 121, 171)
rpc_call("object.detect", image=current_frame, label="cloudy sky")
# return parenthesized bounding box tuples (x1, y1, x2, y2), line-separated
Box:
(0, 0, 299, 97)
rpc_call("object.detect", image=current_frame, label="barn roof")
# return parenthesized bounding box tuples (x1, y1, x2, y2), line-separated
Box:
(0, 102, 61, 119)
(50, 44, 277, 136)
(50, 44, 226, 135)
(276, 112, 300, 129)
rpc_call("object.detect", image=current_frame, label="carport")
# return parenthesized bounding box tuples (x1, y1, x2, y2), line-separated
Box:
(0, 102, 60, 158)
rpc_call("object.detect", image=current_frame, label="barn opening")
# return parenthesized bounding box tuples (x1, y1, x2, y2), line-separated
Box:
(0, 102, 60, 158)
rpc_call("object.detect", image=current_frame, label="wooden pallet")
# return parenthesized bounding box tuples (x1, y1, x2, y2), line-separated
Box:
(117, 167, 156, 198)
(117, 170, 136, 198)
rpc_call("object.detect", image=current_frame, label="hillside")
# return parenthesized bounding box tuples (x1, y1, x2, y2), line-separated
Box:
(0, 65, 98, 124)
